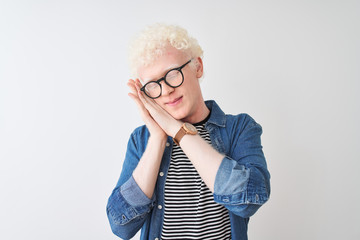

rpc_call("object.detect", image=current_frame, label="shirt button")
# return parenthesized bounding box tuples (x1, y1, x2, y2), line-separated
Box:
(158, 205, 162, 210)
(155, 238, 159, 240)
(165, 142, 170, 147)
(159, 172, 164, 177)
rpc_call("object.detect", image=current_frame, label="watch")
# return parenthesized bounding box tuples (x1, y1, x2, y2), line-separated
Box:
(173, 122, 198, 145)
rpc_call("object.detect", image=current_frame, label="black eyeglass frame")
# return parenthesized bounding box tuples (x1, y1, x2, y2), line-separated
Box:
(140, 59, 192, 99)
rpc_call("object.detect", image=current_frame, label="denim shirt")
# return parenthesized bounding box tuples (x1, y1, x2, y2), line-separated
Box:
(107, 100, 271, 240)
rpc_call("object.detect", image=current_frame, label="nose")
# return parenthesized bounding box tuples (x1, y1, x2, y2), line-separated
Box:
(161, 81, 174, 96)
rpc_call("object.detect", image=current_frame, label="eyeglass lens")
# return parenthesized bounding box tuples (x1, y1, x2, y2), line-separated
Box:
(143, 69, 183, 98)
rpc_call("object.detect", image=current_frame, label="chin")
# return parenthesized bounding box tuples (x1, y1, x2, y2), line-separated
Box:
(169, 111, 187, 121)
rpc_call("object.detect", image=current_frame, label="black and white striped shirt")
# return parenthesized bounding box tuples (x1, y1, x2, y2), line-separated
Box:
(161, 122, 231, 240)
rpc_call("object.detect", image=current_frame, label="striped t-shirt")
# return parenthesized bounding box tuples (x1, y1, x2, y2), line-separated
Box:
(160, 122, 231, 240)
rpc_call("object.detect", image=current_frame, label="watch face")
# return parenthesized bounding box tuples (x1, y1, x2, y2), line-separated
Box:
(184, 122, 197, 134)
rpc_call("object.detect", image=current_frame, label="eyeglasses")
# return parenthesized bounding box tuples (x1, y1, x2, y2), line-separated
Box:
(140, 59, 192, 99)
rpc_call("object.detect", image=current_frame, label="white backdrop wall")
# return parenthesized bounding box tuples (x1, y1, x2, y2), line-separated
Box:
(1, 0, 359, 239)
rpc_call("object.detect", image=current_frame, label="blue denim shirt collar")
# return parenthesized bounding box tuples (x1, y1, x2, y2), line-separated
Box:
(205, 100, 226, 128)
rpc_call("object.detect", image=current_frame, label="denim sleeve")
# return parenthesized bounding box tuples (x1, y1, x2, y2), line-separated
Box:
(213, 115, 271, 218)
(106, 129, 155, 239)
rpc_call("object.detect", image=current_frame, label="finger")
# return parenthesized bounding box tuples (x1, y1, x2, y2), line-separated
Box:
(128, 81, 143, 106)
(128, 92, 146, 111)
(128, 92, 157, 125)
(135, 79, 154, 104)
(128, 93, 154, 122)
(133, 79, 167, 121)
(134, 79, 143, 92)
(128, 81, 147, 110)
(127, 79, 138, 94)
(134, 80, 148, 104)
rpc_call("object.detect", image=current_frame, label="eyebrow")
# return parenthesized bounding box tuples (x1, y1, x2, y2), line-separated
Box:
(142, 63, 182, 83)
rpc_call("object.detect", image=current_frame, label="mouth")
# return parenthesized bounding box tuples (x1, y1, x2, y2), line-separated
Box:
(166, 96, 183, 106)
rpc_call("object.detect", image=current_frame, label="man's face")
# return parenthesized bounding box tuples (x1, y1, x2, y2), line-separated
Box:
(138, 46, 204, 122)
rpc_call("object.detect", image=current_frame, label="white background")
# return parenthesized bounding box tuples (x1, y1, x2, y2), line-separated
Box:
(1, 0, 359, 239)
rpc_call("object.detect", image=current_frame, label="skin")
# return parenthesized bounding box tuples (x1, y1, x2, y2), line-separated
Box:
(127, 46, 224, 198)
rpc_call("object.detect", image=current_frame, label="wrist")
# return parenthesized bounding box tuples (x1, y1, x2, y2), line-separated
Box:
(148, 133, 167, 144)
(170, 121, 183, 138)
(173, 122, 198, 146)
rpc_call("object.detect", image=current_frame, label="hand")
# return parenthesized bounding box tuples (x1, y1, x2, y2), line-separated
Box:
(132, 79, 182, 138)
(127, 79, 167, 140)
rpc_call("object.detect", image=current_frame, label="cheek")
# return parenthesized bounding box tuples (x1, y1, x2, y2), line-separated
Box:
(184, 81, 200, 96)
(154, 98, 162, 105)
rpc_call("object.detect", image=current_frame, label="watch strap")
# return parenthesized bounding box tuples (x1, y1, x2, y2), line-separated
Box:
(173, 126, 187, 145)
(173, 123, 197, 145)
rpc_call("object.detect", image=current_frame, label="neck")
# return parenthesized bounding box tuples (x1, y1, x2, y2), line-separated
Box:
(181, 100, 210, 124)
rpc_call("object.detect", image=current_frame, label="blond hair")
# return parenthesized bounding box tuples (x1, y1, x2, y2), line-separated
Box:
(128, 23, 203, 77)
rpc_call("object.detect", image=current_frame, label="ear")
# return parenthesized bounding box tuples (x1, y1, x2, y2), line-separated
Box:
(195, 57, 203, 78)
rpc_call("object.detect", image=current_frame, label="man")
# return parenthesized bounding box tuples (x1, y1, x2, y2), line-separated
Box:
(107, 23, 270, 240)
